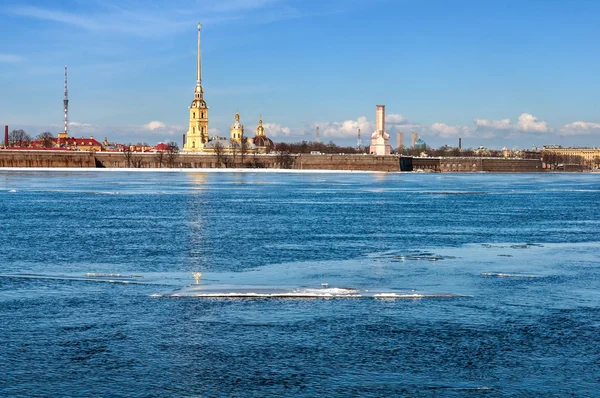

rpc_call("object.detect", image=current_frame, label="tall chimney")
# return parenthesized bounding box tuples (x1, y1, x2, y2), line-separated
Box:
(397, 132, 404, 151)
(182, 133, 186, 148)
(458, 137, 462, 150)
(411, 132, 418, 149)
(4, 125, 8, 148)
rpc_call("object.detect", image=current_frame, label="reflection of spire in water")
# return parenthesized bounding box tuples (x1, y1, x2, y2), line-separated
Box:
(189, 172, 208, 186)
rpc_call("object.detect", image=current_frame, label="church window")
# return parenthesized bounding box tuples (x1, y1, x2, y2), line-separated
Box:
(193, 112, 196, 118)
(193, 127, 195, 134)
(201, 112, 204, 118)
(192, 141, 195, 148)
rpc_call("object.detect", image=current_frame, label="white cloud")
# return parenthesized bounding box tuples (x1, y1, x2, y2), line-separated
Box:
(316, 116, 373, 138)
(473, 118, 512, 130)
(431, 122, 473, 138)
(386, 113, 408, 125)
(561, 121, 600, 135)
(143, 121, 166, 131)
(516, 113, 549, 132)
(472, 113, 550, 134)
(69, 121, 92, 128)
(263, 123, 292, 137)
(4, 0, 345, 38)
(431, 122, 458, 137)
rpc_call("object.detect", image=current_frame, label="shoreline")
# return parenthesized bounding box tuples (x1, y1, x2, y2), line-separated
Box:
(0, 167, 388, 174)
(0, 167, 593, 174)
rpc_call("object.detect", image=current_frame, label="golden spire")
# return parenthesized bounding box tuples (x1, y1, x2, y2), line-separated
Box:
(257, 116, 265, 136)
(235, 110, 240, 121)
(197, 23, 202, 85)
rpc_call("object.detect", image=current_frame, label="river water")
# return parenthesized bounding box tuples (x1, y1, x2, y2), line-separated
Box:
(1, 171, 599, 396)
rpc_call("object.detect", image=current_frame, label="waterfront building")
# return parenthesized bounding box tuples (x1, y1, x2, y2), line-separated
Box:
(541, 146, 600, 168)
(369, 105, 392, 155)
(183, 24, 209, 152)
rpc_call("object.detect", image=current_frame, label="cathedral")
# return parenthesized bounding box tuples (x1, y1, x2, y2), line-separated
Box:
(182, 24, 273, 154)
(203, 112, 274, 154)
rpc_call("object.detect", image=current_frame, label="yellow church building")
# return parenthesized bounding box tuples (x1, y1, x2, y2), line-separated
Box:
(182, 24, 274, 154)
(183, 23, 209, 152)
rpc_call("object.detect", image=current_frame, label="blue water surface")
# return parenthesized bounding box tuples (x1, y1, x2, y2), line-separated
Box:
(1, 171, 599, 396)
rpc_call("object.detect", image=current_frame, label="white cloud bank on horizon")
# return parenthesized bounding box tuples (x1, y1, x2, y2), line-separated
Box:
(473, 113, 550, 134)
(561, 121, 600, 135)
(10, 111, 600, 148)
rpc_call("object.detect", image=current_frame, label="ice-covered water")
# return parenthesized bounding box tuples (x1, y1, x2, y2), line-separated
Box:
(1, 170, 599, 396)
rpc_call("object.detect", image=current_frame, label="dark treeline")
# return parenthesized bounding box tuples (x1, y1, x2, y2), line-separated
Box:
(274, 141, 365, 154)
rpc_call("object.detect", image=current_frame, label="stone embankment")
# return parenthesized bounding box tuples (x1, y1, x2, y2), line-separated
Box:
(0, 150, 546, 172)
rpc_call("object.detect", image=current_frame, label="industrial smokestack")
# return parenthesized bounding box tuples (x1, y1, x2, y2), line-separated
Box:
(4, 125, 8, 148)
(458, 137, 462, 150)
(397, 132, 404, 152)
(182, 134, 186, 148)
(411, 132, 418, 149)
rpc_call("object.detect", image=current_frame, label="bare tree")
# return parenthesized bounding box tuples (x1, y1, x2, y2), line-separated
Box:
(123, 148, 136, 168)
(154, 150, 165, 168)
(165, 141, 179, 168)
(9, 129, 32, 147)
(213, 141, 224, 167)
(240, 138, 248, 165)
(277, 150, 294, 169)
(229, 139, 240, 168)
(37, 132, 55, 148)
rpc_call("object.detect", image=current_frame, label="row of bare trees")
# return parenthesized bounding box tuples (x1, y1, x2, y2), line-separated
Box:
(4, 129, 55, 148)
(122, 141, 180, 168)
(211, 139, 263, 168)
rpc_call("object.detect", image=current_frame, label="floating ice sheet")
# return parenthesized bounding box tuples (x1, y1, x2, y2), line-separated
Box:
(152, 284, 471, 299)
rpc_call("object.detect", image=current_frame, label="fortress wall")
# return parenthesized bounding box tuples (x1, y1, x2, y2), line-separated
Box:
(0, 150, 95, 167)
(480, 158, 542, 172)
(293, 154, 400, 172)
(438, 157, 542, 172)
(0, 151, 545, 172)
(94, 153, 281, 169)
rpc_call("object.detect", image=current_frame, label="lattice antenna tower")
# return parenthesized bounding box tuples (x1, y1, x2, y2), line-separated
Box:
(316, 126, 320, 143)
(357, 128, 361, 150)
(63, 66, 69, 137)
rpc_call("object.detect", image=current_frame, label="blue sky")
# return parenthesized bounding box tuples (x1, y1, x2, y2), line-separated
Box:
(1, 0, 600, 149)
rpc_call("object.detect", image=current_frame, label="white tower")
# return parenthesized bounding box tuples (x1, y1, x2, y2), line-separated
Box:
(369, 105, 392, 155)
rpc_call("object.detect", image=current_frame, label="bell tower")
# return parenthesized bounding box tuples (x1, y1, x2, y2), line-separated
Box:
(184, 23, 209, 151)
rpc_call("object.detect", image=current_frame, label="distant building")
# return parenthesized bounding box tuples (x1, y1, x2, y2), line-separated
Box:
(541, 146, 600, 168)
(369, 105, 392, 155)
(396, 132, 404, 152)
(53, 136, 102, 151)
(411, 132, 419, 149)
(414, 138, 427, 150)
